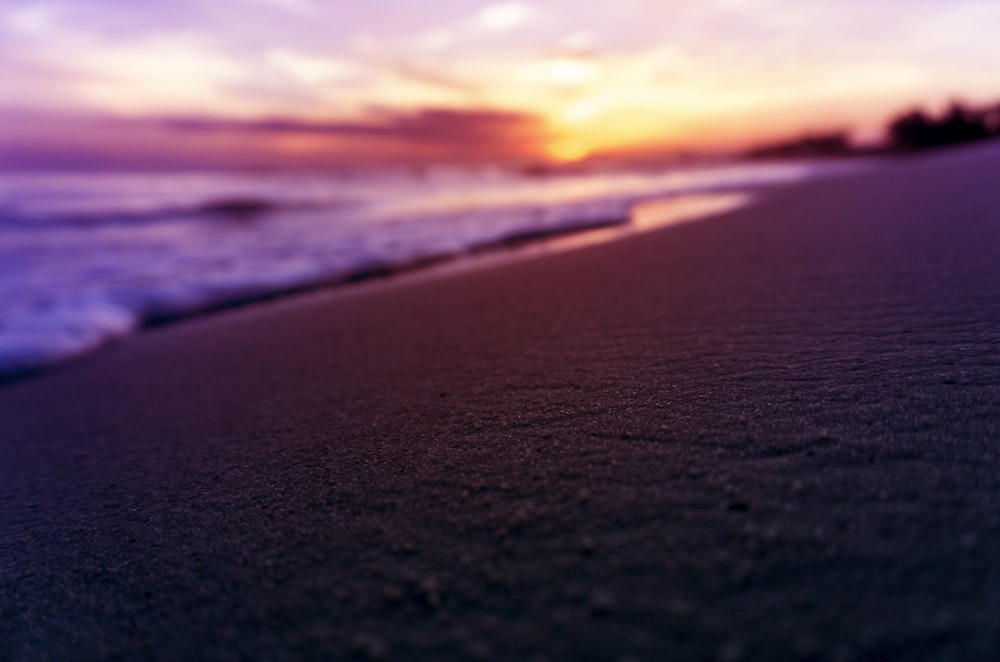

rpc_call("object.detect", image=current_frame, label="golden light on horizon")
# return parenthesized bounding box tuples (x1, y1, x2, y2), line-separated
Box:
(547, 139, 590, 162)
(4, 0, 998, 168)
(544, 100, 682, 161)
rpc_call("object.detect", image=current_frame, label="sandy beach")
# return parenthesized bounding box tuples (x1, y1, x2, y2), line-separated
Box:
(3, 143, 1000, 660)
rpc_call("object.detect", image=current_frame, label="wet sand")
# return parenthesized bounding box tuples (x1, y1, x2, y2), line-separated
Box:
(3, 143, 1000, 660)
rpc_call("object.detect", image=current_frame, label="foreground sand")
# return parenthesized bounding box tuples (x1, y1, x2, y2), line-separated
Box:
(3, 144, 1000, 660)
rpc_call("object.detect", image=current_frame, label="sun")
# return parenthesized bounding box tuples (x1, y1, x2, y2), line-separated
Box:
(547, 139, 590, 163)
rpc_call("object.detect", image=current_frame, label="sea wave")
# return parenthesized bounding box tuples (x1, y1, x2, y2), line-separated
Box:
(0, 159, 868, 380)
(0, 195, 362, 228)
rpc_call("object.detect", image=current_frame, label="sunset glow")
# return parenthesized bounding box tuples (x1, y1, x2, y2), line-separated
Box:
(547, 139, 589, 163)
(2, 0, 999, 167)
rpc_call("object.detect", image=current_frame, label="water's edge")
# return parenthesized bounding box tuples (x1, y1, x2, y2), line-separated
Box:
(0, 190, 752, 387)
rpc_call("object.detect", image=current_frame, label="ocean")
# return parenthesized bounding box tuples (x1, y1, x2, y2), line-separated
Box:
(0, 159, 862, 378)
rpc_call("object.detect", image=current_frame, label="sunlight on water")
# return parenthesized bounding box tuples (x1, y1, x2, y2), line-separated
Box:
(630, 193, 750, 231)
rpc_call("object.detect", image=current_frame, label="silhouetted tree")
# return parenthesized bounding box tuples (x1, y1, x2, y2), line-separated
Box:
(746, 132, 851, 159)
(889, 102, 993, 150)
(889, 109, 937, 150)
(939, 104, 989, 144)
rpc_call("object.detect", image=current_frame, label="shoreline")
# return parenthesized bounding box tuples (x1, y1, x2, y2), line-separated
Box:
(3, 143, 999, 660)
(0, 188, 756, 387)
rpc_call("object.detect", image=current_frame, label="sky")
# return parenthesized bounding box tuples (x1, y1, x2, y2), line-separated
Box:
(2, 0, 999, 168)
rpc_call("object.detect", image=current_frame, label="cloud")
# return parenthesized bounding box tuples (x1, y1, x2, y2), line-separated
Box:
(543, 57, 599, 87)
(387, 61, 477, 94)
(417, 28, 454, 52)
(561, 31, 594, 53)
(225, 0, 313, 12)
(266, 49, 359, 86)
(159, 107, 550, 162)
(167, 107, 541, 140)
(65, 35, 248, 114)
(3, 0, 1000, 159)
(477, 3, 534, 31)
(6, 5, 54, 34)
(0, 107, 549, 169)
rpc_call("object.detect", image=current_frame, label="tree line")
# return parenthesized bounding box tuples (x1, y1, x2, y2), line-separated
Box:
(746, 100, 1000, 159)
(888, 102, 1000, 150)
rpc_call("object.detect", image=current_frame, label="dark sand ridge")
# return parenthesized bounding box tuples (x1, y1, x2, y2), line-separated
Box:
(2, 144, 1000, 660)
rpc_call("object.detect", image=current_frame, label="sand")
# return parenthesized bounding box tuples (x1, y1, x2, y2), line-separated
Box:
(2, 143, 1000, 661)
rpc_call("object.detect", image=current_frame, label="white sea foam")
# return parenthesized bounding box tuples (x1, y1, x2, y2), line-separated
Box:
(0, 299, 136, 375)
(0, 159, 866, 378)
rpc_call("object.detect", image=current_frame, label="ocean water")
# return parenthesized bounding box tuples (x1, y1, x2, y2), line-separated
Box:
(0, 159, 860, 378)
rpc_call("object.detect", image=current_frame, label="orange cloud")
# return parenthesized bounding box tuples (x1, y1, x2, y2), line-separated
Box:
(0, 108, 555, 169)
